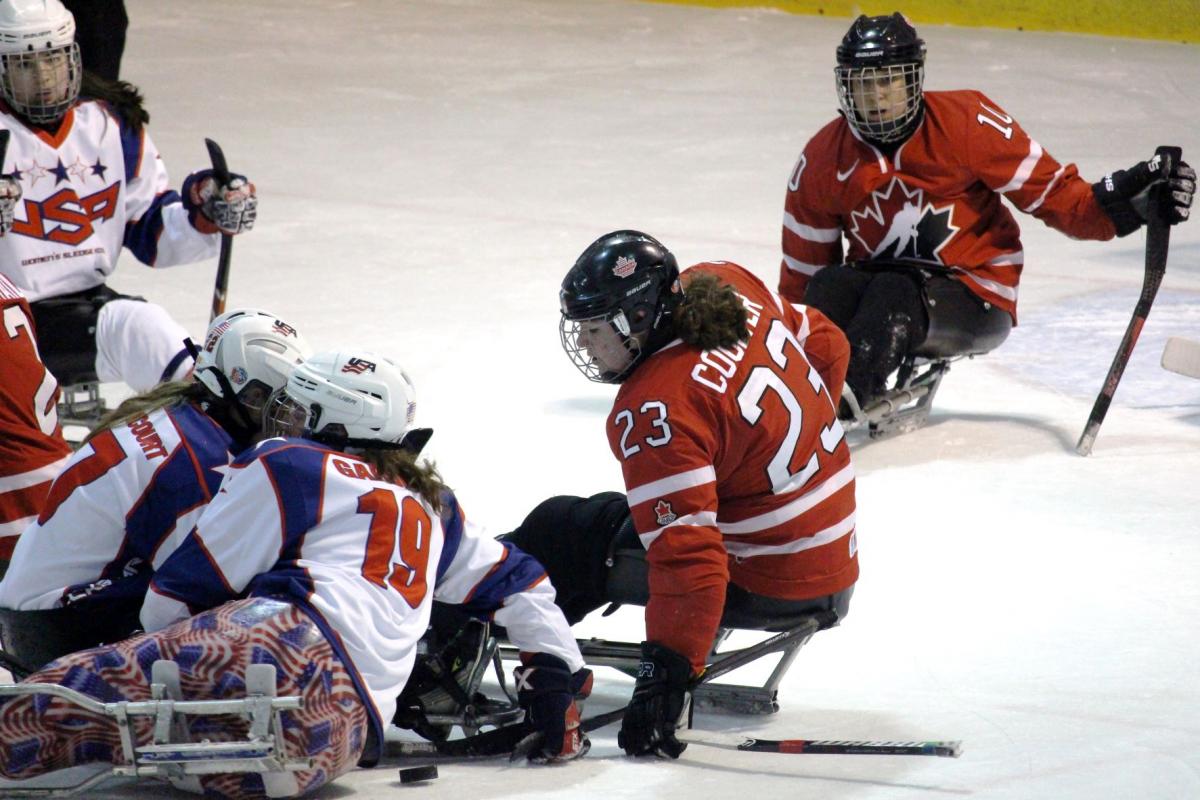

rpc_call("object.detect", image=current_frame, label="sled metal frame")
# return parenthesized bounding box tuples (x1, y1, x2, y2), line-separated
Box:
(843, 357, 951, 441)
(418, 628, 525, 735)
(498, 615, 822, 716)
(56, 380, 107, 445)
(0, 661, 309, 797)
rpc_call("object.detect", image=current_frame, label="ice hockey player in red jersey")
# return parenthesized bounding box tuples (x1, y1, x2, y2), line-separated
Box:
(780, 12, 1195, 416)
(513, 230, 857, 759)
(0, 0, 257, 394)
(0, 273, 70, 570)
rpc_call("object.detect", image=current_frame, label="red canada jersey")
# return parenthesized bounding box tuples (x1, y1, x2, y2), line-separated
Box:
(0, 273, 71, 557)
(607, 262, 858, 670)
(780, 90, 1116, 321)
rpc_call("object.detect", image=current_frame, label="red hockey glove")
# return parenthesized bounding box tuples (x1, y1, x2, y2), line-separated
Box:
(1093, 152, 1195, 236)
(0, 174, 20, 235)
(513, 653, 593, 763)
(617, 641, 692, 759)
(183, 169, 258, 235)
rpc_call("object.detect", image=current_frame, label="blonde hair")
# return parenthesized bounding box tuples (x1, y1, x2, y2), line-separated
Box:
(358, 448, 449, 514)
(674, 272, 749, 350)
(83, 381, 199, 445)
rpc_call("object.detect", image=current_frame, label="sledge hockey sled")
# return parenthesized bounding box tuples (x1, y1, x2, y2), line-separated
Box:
(392, 612, 524, 743)
(495, 612, 832, 717)
(839, 355, 951, 440)
(840, 270, 1013, 441)
(0, 661, 308, 797)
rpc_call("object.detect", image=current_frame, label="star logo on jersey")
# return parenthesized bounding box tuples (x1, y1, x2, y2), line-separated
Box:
(613, 254, 637, 278)
(50, 158, 71, 185)
(654, 500, 677, 526)
(21, 160, 49, 188)
(90, 158, 108, 181)
(67, 157, 90, 182)
(848, 177, 959, 264)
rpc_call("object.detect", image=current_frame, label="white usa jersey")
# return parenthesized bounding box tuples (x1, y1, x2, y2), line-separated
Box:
(0, 403, 235, 610)
(0, 100, 218, 302)
(141, 438, 584, 761)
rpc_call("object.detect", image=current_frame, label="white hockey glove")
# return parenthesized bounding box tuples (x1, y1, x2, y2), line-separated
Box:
(1093, 151, 1195, 236)
(183, 169, 258, 235)
(0, 174, 21, 235)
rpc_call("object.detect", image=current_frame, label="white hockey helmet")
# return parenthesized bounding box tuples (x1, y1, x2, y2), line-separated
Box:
(0, 0, 81, 125)
(265, 350, 431, 451)
(194, 308, 311, 423)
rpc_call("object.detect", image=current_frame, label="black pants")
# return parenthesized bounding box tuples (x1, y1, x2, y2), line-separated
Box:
(501, 493, 853, 632)
(805, 263, 1011, 404)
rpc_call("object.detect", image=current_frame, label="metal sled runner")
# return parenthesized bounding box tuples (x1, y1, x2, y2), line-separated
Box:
(500, 614, 826, 716)
(0, 661, 309, 797)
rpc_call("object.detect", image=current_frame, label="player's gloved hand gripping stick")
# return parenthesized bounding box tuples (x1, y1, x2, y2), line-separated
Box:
(1077, 145, 1183, 456)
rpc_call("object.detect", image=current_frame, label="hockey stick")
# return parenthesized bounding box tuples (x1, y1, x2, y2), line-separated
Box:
(206, 137, 233, 323)
(735, 736, 961, 758)
(0, 129, 11, 237)
(1162, 336, 1200, 380)
(1076, 145, 1181, 456)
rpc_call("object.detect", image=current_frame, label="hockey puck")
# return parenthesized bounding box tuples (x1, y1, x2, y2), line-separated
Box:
(398, 765, 439, 784)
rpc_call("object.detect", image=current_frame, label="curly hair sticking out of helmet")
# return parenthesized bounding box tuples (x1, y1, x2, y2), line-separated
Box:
(673, 272, 749, 351)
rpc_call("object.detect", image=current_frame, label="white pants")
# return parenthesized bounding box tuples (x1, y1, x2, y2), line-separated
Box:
(94, 300, 192, 392)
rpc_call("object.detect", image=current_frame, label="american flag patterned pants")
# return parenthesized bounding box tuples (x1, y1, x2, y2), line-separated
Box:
(0, 596, 369, 798)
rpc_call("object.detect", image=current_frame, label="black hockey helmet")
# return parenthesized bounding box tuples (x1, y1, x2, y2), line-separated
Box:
(835, 13, 926, 144)
(559, 230, 682, 384)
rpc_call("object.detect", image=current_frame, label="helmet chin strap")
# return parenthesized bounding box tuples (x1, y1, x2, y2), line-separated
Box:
(198, 365, 257, 440)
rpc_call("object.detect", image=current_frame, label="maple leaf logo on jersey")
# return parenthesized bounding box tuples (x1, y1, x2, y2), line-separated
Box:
(613, 254, 637, 278)
(848, 177, 959, 264)
(654, 500, 677, 526)
(341, 358, 377, 375)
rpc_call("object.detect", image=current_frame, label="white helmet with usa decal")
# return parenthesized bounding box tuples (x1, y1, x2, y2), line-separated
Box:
(265, 349, 432, 452)
(194, 308, 311, 427)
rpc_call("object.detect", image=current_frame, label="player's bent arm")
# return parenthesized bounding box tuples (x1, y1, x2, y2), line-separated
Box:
(643, 523, 730, 673)
(493, 581, 585, 673)
(121, 126, 219, 267)
(433, 508, 585, 670)
(140, 459, 284, 629)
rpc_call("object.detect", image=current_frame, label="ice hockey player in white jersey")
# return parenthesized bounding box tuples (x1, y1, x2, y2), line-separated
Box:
(0, 308, 308, 676)
(146, 351, 592, 763)
(0, 350, 591, 798)
(0, 0, 257, 393)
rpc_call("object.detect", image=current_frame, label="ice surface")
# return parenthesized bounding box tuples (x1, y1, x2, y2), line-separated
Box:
(8, 1, 1199, 797)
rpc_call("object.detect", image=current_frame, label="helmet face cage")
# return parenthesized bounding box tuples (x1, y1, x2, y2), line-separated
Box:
(836, 61, 924, 143)
(0, 42, 80, 125)
(560, 309, 644, 384)
(261, 387, 313, 440)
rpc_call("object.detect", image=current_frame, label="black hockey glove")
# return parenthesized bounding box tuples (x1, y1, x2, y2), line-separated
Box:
(513, 652, 593, 763)
(617, 641, 693, 759)
(183, 168, 258, 236)
(1093, 152, 1195, 236)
